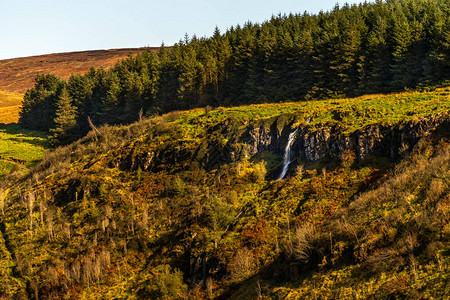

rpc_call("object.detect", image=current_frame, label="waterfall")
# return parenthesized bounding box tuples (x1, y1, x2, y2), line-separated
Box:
(278, 128, 298, 180)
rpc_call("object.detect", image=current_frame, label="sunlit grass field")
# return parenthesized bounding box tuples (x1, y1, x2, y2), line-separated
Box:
(0, 91, 23, 124)
(172, 89, 450, 138)
(0, 125, 48, 179)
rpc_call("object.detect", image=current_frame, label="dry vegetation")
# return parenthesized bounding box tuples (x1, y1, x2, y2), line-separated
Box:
(1, 0, 449, 295)
(0, 48, 156, 93)
(0, 91, 23, 123)
(271, 138, 450, 298)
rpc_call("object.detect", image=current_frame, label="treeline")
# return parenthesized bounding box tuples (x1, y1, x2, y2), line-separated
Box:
(20, 0, 450, 144)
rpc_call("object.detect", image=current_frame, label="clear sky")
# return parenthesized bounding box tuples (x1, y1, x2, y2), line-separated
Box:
(0, 0, 368, 60)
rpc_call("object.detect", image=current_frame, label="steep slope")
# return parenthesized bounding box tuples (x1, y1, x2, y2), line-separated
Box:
(269, 137, 450, 298)
(0, 91, 449, 298)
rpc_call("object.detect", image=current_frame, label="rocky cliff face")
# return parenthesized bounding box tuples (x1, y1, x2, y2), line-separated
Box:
(244, 111, 449, 162)
(119, 112, 449, 175)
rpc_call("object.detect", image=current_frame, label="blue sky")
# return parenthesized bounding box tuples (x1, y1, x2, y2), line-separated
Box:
(0, 0, 368, 60)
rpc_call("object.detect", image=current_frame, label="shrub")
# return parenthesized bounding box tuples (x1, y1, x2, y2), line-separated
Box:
(204, 105, 213, 115)
(229, 248, 254, 282)
(292, 223, 315, 263)
(340, 149, 356, 169)
(136, 264, 187, 300)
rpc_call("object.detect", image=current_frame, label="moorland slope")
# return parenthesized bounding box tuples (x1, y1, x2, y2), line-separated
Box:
(0, 48, 153, 93)
(0, 90, 448, 298)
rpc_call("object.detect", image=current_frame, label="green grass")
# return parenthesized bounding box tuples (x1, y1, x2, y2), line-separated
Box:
(171, 90, 450, 134)
(0, 124, 48, 179)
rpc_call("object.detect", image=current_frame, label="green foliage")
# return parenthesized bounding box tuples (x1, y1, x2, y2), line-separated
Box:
(135, 265, 187, 299)
(19, 74, 65, 131)
(204, 194, 235, 232)
(50, 87, 78, 145)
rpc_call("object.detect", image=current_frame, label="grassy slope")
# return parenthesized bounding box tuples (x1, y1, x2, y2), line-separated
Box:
(0, 90, 448, 298)
(176, 89, 450, 133)
(0, 125, 48, 180)
(0, 125, 48, 298)
(267, 140, 450, 299)
(0, 91, 23, 124)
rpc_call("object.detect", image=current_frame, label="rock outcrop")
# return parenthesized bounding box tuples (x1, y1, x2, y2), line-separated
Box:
(245, 111, 449, 163)
(119, 111, 449, 175)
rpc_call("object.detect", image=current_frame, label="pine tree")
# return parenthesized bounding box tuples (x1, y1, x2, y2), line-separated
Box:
(68, 73, 94, 133)
(19, 74, 65, 131)
(50, 87, 78, 145)
(177, 43, 200, 109)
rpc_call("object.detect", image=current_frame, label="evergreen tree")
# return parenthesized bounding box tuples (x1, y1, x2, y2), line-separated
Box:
(99, 72, 121, 124)
(50, 87, 78, 145)
(140, 50, 161, 113)
(177, 41, 201, 109)
(358, 8, 391, 93)
(68, 73, 94, 133)
(19, 74, 65, 131)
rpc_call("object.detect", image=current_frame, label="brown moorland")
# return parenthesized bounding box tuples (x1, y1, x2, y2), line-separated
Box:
(0, 47, 156, 93)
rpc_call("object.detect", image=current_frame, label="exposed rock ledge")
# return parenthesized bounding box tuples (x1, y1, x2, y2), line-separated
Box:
(120, 111, 449, 173)
(245, 111, 449, 162)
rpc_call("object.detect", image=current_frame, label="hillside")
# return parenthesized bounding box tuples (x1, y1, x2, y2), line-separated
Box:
(2, 1, 450, 298)
(0, 90, 448, 298)
(0, 91, 23, 124)
(0, 48, 158, 124)
(0, 48, 154, 94)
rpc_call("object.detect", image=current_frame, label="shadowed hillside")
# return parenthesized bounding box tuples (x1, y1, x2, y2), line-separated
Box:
(0, 48, 157, 93)
(1, 0, 449, 298)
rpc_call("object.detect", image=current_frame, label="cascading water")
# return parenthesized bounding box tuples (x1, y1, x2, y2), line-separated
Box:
(278, 128, 298, 180)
